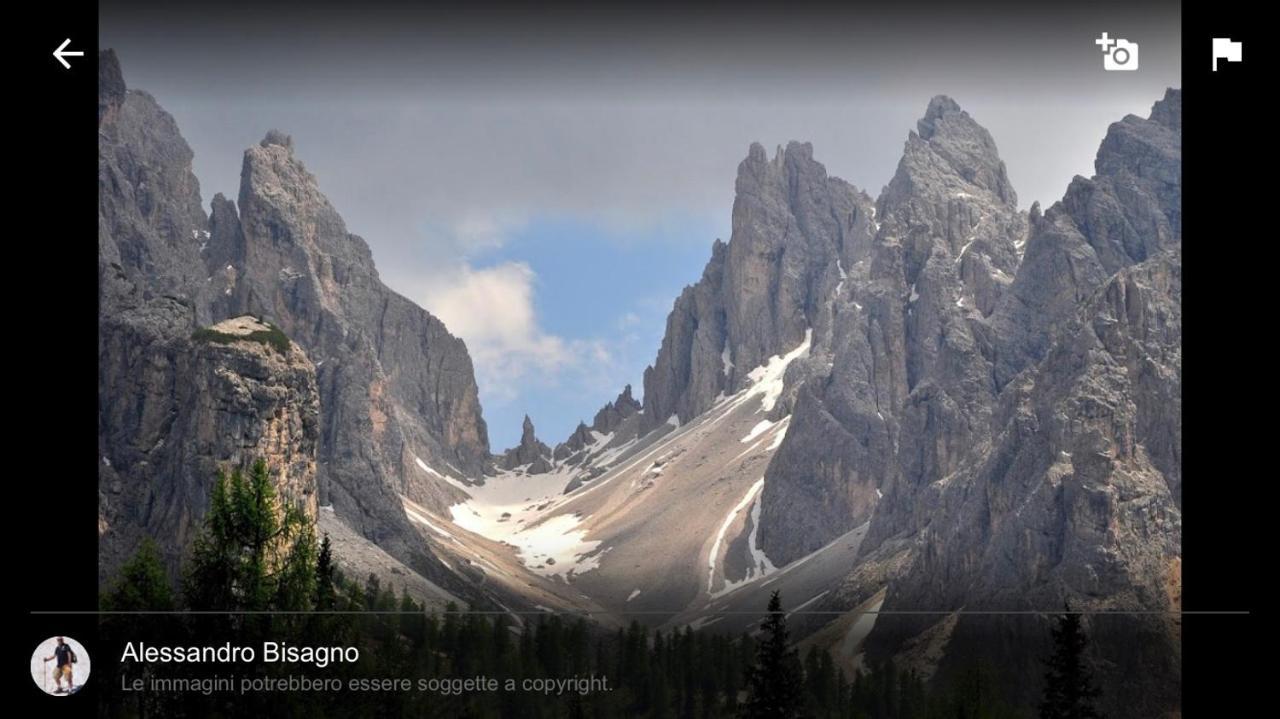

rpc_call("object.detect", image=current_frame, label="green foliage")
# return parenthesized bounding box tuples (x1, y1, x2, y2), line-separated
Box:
(182, 458, 314, 613)
(191, 322, 291, 355)
(99, 539, 182, 719)
(101, 537, 173, 612)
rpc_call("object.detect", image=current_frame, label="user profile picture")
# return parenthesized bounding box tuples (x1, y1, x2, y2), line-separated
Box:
(30, 636, 90, 696)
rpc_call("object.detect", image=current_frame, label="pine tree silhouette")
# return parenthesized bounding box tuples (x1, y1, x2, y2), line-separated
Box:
(741, 590, 807, 718)
(314, 533, 336, 610)
(1039, 607, 1105, 719)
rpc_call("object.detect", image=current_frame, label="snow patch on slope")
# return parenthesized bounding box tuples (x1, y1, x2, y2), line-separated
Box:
(403, 501, 456, 540)
(707, 478, 779, 598)
(744, 489, 777, 576)
(443, 463, 605, 578)
(413, 455, 470, 490)
(708, 479, 764, 594)
(427, 329, 812, 590)
(741, 419, 775, 443)
(501, 513, 603, 578)
(744, 329, 812, 414)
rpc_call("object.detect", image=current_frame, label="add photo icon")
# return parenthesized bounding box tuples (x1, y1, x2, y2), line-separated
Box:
(31, 636, 90, 696)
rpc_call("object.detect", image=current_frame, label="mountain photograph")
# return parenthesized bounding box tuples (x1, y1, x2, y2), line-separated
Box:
(95, 4, 1182, 717)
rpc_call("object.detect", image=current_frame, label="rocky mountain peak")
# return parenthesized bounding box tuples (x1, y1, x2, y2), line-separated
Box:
(552, 384, 645, 466)
(757, 96, 1034, 567)
(1093, 91, 1181, 191)
(101, 54, 495, 606)
(500, 415, 553, 474)
(779, 140, 814, 163)
(889, 95, 1016, 208)
(915, 94, 963, 138)
(991, 87, 1181, 386)
(592, 384, 642, 434)
(640, 138, 875, 433)
(237, 135, 351, 266)
(552, 421, 596, 464)
(119, 96, 491, 587)
(260, 128, 295, 150)
(738, 140, 821, 190)
(872, 95, 1026, 318)
(1149, 87, 1181, 132)
(97, 51, 214, 324)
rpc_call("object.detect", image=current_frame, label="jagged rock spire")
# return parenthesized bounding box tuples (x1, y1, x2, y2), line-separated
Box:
(500, 415, 553, 474)
(640, 139, 876, 433)
(592, 384, 641, 434)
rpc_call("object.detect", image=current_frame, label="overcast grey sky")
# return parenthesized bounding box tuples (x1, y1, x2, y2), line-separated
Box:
(101, 1, 1181, 448)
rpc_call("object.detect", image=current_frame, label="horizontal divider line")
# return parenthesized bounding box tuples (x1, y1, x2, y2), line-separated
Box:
(29, 610, 1250, 615)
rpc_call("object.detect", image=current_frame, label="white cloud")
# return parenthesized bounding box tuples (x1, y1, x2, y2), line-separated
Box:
(421, 261, 613, 402)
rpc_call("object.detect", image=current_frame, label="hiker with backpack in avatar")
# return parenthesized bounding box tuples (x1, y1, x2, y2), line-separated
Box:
(42, 637, 77, 693)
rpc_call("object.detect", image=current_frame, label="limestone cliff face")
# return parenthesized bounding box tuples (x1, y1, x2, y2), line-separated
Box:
(754, 97, 1027, 566)
(208, 134, 491, 534)
(98, 53, 491, 602)
(629, 91, 1180, 716)
(97, 49, 211, 325)
(837, 92, 1180, 716)
(989, 90, 1181, 389)
(640, 240, 727, 432)
(641, 142, 878, 434)
(98, 314, 321, 579)
(98, 52, 323, 581)
(858, 249, 1181, 715)
(632, 106, 1026, 567)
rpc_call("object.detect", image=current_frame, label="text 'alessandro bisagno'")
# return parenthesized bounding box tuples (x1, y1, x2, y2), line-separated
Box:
(120, 642, 360, 668)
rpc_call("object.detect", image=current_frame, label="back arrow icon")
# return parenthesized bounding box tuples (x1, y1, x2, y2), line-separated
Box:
(53, 39, 84, 69)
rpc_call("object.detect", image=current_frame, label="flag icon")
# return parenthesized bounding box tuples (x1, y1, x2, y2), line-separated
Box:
(1212, 38, 1243, 71)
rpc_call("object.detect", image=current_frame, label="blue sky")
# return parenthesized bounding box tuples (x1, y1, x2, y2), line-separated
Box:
(439, 212, 722, 450)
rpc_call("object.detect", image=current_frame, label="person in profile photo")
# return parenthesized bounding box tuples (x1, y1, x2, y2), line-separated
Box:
(30, 635, 91, 696)
(41, 637, 78, 694)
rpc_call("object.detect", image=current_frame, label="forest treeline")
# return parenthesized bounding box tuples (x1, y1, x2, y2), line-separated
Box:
(98, 460, 1100, 718)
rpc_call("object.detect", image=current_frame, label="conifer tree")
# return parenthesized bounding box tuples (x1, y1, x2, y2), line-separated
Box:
(100, 538, 179, 718)
(741, 591, 806, 718)
(1039, 608, 1104, 719)
(183, 459, 316, 613)
(314, 533, 337, 610)
(102, 537, 174, 611)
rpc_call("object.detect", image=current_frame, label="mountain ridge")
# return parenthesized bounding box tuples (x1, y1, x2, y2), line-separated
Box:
(98, 50, 492, 605)
(97, 46, 1181, 715)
